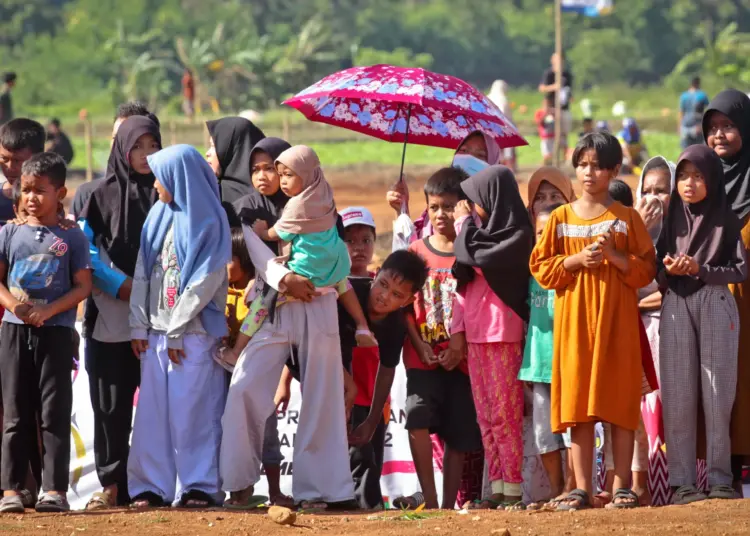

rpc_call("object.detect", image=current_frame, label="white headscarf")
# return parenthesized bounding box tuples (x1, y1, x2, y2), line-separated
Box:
(487, 80, 511, 118)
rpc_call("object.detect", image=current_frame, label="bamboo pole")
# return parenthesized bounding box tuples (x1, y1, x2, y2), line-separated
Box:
(553, 0, 563, 167)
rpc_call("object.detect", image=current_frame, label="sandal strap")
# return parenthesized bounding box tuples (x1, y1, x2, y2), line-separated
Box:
(613, 488, 638, 500)
(674, 485, 701, 498)
(711, 484, 735, 492)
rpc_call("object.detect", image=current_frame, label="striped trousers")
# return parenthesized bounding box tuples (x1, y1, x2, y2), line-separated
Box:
(659, 285, 738, 488)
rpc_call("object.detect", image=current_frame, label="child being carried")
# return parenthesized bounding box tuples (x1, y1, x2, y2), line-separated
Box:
(215, 145, 376, 371)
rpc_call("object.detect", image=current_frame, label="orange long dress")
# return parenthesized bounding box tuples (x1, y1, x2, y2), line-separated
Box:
(530, 203, 656, 433)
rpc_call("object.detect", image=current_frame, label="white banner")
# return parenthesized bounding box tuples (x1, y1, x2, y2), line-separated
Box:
(65, 330, 570, 510)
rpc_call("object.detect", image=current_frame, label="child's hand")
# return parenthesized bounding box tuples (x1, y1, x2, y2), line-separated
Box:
(454, 200, 472, 221)
(664, 254, 688, 276)
(26, 304, 53, 327)
(386, 179, 409, 214)
(596, 229, 615, 258)
(349, 416, 378, 446)
(131, 339, 149, 358)
(274, 379, 292, 413)
(416, 341, 438, 366)
(56, 216, 76, 231)
(281, 273, 319, 302)
(438, 346, 464, 371)
(252, 220, 269, 234)
(168, 347, 186, 365)
(12, 302, 32, 322)
(578, 243, 604, 269)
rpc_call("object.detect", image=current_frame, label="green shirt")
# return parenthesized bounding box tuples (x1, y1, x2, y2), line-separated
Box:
(519, 277, 555, 383)
(276, 226, 350, 288)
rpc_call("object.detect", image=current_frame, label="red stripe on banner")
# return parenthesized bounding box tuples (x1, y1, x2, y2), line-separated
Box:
(382, 460, 417, 475)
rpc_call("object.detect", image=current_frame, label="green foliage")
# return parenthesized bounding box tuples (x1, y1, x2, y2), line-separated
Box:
(4, 0, 750, 118)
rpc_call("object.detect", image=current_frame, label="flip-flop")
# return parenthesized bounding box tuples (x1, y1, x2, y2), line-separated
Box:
(466, 497, 503, 510)
(130, 491, 167, 509)
(224, 495, 268, 510)
(392, 492, 424, 510)
(607, 488, 639, 509)
(179, 489, 217, 508)
(556, 489, 592, 511)
(501, 500, 526, 511)
(298, 500, 329, 512)
(19, 489, 37, 509)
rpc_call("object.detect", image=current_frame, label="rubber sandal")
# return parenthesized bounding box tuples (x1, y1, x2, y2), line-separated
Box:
(224, 495, 268, 510)
(608, 488, 639, 509)
(130, 491, 167, 509)
(213, 346, 236, 373)
(501, 501, 526, 511)
(0, 495, 25, 513)
(557, 489, 592, 511)
(467, 497, 503, 510)
(19, 489, 37, 509)
(392, 492, 425, 510)
(269, 493, 295, 508)
(298, 500, 328, 511)
(35, 493, 70, 513)
(179, 489, 216, 508)
(86, 491, 116, 511)
(708, 484, 738, 500)
(355, 329, 378, 348)
(671, 485, 707, 505)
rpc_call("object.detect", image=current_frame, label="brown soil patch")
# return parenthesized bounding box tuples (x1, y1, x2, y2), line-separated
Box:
(3, 499, 749, 535)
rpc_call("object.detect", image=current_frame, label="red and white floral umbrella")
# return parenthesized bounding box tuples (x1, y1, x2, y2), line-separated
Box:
(283, 64, 527, 151)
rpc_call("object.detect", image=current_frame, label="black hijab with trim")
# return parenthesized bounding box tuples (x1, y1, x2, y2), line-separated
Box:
(658, 145, 743, 297)
(81, 116, 161, 277)
(453, 165, 534, 321)
(206, 117, 265, 205)
(702, 89, 750, 220)
(232, 137, 292, 233)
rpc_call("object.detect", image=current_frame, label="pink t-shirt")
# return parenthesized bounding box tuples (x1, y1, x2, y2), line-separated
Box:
(450, 216, 524, 344)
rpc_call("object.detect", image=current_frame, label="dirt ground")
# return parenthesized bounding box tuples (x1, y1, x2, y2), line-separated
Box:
(3, 499, 750, 536)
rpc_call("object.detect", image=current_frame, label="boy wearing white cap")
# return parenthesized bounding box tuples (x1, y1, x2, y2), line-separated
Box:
(340, 207, 377, 278)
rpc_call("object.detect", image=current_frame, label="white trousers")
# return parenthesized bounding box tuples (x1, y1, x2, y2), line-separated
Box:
(128, 333, 226, 503)
(220, 293, 355, 502)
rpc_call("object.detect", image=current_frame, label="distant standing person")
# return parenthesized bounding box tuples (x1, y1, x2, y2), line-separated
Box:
(538, 53, 573, 159)
(182, 69, 195, 121)
(45, 119, 75, 165)
(0, 73, 16, 126)
(678, 77, 709, 149)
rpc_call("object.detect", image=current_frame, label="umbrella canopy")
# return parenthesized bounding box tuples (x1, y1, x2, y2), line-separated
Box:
(284, 64, 527, 150)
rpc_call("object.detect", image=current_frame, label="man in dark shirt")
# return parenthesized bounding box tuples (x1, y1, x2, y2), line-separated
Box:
(538, 53, 573, 157)
(45, 119, 75, 165)
(0, 72, 16, 126)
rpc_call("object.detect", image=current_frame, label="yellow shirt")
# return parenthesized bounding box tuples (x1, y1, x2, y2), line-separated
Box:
(226, 286, 249, 347)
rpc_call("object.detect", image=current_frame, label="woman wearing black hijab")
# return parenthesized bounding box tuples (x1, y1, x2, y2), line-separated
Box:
(703, 90, 750, 493)
(205, 117, 265, 221)
(79, 116, 162, 509)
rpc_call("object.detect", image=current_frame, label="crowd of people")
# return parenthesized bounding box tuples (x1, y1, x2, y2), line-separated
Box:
(0, 85, 748, 516)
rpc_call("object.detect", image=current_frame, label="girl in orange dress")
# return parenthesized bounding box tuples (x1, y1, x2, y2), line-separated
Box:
(530, 132, 656, 510)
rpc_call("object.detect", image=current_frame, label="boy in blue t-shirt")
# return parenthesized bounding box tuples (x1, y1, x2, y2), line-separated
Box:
(0, 153, 92, 513)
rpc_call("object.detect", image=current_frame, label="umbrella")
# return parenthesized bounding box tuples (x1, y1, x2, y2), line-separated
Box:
(283, 64, 527, 176)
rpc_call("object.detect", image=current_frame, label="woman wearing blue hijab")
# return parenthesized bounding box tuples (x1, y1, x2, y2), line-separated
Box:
(127, 144, 231, 508)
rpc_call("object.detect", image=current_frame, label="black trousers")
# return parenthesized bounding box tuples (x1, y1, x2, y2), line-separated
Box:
(86, 338, 140, 504)
(0, 323, 74, 492)
(349, 404, 386, 510)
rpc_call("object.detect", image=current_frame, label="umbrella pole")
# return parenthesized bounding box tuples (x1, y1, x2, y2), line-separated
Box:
(398, 105, 412, 215)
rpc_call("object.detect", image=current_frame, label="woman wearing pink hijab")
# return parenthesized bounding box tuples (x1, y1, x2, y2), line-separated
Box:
(387, 130, 501, 510)
(387, 131, 502, 240)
